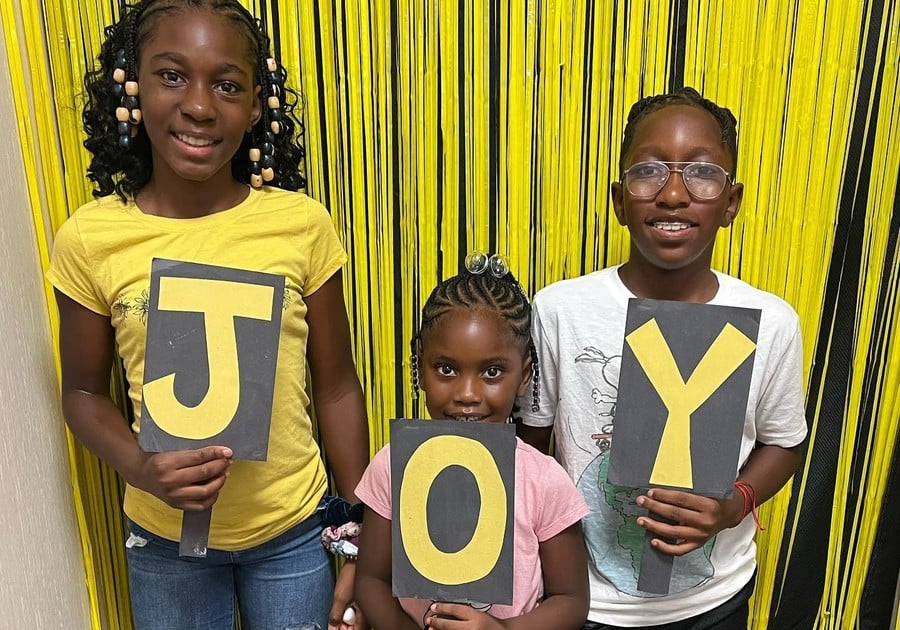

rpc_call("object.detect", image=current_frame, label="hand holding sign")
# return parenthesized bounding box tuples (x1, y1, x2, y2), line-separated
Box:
(608, 298, 761, 593)
(424, 602, 507, 630)
(139, 259, 285, 556)
(635, 487, 744, 556)
(128, 445, 233, 511)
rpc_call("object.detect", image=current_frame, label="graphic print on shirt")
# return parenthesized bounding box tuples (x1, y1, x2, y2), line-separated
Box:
(138, 258, 285, 460)
(570, 346, 716, 597)
(113, 281, 299, 329)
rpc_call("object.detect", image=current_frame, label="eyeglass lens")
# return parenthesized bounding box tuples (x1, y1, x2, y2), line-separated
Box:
(625, 162, 728, 199)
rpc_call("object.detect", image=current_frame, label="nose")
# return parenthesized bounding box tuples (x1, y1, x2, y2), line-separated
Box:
(182, 83, 216, 121)
(657, 169, 690, 207)
(453, 375, 482, 406)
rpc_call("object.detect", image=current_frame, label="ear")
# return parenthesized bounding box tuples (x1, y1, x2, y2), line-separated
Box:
(248, 85, 263, 132)
(721, 181, 744, 227)
(516, 354, 534, 398)
(611, 181, 627, 226)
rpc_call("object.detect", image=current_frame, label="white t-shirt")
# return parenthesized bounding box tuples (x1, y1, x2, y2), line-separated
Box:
(518, 266, 807, 625)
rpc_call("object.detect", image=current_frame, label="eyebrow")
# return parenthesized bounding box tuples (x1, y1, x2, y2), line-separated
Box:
(631, 144, 723, 160)
(148, 52, 251, 78)
(430, 355, 511, 365)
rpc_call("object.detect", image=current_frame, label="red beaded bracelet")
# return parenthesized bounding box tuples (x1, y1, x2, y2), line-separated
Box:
(734, 481, 765, 531)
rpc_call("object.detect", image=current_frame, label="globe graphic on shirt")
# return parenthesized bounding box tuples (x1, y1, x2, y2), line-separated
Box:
(577, 451, 716, 596)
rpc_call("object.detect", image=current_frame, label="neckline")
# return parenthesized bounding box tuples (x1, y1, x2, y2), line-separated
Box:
(609, 264, 728, 305)
(123, 187, 261, 230)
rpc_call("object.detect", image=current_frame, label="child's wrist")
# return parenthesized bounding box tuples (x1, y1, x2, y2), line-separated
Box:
(733, 480, 765, 530)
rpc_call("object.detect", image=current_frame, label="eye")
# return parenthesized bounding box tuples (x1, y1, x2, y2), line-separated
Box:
(216, 81, 242, 95)
(687, 163, 724, 179)
(158, 70, 183, 85)
(629, 162, 666, 179)
(436, 364, 456, 377)
(483, 366, 503, 379)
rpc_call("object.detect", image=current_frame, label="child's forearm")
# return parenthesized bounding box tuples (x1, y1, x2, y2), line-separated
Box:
(354, 575, 420, 630)
(314, 384, 369, 501)
(737, 442, 805, 506)
(62, 389, 144, 480)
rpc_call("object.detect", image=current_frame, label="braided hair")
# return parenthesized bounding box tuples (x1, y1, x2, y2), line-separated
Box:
(620, 86, 738, 175)
(83, 0, 305, 200)
(410, 269, 540, 416)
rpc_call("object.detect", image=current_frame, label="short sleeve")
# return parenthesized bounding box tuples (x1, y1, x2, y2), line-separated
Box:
(517, 295, 559, 428)
(755, 314, 808, 447)
(532, 454, 589, 542)
(302, 199, 348, 296)
(46, 216, 109, 315)
(355, 444, 393, 520)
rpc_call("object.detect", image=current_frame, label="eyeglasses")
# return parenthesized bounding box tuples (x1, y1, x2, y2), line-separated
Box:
(622, 161, 734, 200)
(465, 251, 510, 278)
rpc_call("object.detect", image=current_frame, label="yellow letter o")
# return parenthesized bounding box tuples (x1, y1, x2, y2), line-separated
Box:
(398, 435, 507, 585)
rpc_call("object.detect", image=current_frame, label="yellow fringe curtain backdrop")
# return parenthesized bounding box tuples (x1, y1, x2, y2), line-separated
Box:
(1, 0, 898, 628)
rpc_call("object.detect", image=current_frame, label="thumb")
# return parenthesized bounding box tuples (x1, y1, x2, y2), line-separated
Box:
(327, 599, 349, 630)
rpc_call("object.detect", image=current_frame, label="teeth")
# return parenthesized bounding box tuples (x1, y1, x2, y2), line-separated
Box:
(653, 221, 691, 231)
(453, 416, 482, 422)
(176, 133, 214, 147)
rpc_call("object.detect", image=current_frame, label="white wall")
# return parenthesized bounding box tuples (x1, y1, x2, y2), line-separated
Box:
(0, 15, 92, 630)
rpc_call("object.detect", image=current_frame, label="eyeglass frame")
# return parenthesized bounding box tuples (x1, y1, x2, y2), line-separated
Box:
(620, 160, 736, 200)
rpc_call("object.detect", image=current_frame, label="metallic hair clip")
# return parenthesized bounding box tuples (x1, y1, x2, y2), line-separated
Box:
(465, 251, 510, 279)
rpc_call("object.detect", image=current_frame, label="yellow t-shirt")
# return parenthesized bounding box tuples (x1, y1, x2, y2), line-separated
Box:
(47, 187, 347, 550)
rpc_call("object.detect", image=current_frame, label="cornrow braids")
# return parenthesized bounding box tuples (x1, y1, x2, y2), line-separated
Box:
(82, 0, 305, 200)
(619, 86, 739, 176)
(410, 269, 540, 414)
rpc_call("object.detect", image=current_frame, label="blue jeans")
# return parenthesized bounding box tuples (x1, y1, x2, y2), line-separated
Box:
(125, 514, 332, 630)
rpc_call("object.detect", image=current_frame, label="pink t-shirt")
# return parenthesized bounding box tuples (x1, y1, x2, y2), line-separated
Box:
(355, 437, 589, 627)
